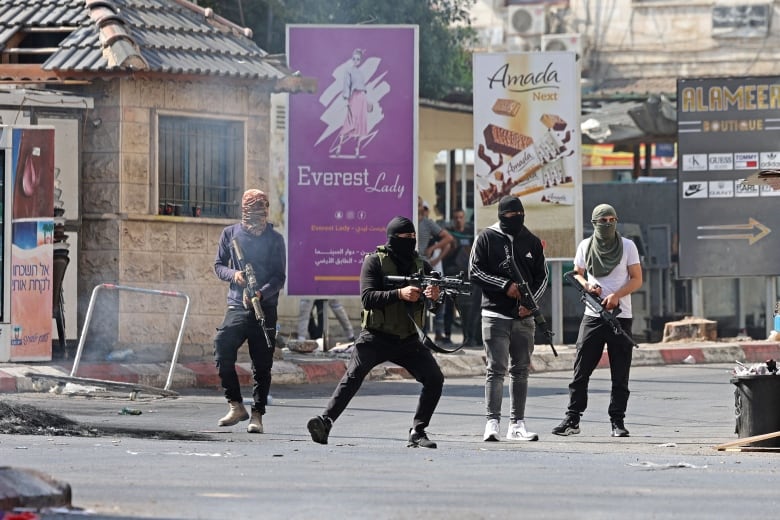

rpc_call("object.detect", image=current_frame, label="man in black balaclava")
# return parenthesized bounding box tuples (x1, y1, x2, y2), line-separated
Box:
(497, 195, 526, 236)
(385, 216, 418, 273)
(307, 216, 445, 449)
(469, 196, 549, 443)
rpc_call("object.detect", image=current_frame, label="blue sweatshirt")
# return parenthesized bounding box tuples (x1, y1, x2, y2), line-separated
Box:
(214, 222, 286, 308)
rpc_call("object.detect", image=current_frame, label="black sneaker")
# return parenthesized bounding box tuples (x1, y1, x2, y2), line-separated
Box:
(407, 429, 437, 449)
(610, 419, 629, 438)
(551, 415, 580, 436)
(307, 415, 332, 445)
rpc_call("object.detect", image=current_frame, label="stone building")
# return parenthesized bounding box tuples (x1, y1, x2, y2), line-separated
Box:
(0, 0, 313, 360)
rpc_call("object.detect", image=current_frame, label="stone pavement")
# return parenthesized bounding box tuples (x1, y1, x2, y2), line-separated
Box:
(2, 339, 780, 394)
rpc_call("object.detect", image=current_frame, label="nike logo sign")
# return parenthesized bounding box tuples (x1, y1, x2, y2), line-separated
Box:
(685, 184, 703, 196)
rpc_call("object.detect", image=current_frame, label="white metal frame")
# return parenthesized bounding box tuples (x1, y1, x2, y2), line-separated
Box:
(70, 283, 191, 391)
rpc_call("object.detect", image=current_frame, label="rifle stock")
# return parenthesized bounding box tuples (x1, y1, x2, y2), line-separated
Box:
(563, 270, 638, 348)
(231, 238, 274, 349)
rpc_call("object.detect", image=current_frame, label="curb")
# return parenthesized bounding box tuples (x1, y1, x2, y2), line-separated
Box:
(1, 341, 779, 393)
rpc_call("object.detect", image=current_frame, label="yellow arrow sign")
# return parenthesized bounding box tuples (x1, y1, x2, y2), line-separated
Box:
(696, 218, 771, 245)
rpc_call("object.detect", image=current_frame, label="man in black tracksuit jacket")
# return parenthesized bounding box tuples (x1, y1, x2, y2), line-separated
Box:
(469, 196, 548, 442)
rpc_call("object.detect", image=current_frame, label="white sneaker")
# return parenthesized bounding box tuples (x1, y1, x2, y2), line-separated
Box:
(506, 420, 539, 441)
(483, 419, 500, 442)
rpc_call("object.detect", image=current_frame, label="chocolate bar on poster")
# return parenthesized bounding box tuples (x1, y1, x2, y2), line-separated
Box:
(492, 98, 521, 117)
(509, 167, 545, 198)
(483, 124, 534, 157)
(541, 113, 567, 131)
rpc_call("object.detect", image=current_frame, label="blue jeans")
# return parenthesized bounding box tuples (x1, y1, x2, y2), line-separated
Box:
(483, 315, 535, 422)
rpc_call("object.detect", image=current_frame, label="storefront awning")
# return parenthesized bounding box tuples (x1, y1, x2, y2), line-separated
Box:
(581, 94, 677, 146)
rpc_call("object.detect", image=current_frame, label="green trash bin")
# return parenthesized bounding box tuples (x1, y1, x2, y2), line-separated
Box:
(731, 374, 780, 447)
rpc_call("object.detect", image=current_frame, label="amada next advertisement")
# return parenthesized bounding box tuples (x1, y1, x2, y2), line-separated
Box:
(472, 52, 582, 258)
(286, 25, 418, 296)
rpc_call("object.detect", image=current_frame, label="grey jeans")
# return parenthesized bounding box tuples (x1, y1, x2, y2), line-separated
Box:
(483, 315, 535, 422)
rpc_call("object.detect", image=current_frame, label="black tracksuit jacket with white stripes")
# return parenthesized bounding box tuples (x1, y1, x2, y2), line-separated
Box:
(468, 222, 548, 318)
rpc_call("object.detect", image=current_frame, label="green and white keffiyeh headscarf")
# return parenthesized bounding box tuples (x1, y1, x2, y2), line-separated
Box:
(585, 203, 622, 277)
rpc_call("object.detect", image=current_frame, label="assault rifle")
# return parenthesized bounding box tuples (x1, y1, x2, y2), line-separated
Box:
(384, 270, 472, 300)
(563, 270, 638, 348)
(384, 270, 471, 354)
(231, 238, 273, 349)
(507, 261, 557, 357)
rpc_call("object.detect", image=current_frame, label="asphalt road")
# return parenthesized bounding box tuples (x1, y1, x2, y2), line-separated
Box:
(1, 363, 779, 519)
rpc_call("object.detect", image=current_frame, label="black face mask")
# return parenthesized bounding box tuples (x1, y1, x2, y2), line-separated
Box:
(499, 214, 525, 235)
(388, 236, 416, 261)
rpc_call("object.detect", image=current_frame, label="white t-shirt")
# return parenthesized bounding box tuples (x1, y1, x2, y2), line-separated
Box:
(573, 236, 641, 318)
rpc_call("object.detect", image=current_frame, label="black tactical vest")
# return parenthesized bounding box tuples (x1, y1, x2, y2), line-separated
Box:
(361, 246, 424, 339)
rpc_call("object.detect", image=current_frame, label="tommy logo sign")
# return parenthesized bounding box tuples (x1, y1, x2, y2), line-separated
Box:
(734, 152, 759, 170)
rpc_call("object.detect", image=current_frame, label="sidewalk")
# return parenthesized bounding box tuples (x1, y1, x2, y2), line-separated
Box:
(2, 339, 780, 394)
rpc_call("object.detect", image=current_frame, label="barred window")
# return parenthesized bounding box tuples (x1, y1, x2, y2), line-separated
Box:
(157, 115, 244, 218)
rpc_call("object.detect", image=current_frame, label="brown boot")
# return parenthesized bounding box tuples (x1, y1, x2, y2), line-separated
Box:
(218, 400, 249, 427)
(247, 410, 263, 433)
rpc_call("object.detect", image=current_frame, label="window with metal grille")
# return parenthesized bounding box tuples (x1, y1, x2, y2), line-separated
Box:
(157, 115, 244, 218)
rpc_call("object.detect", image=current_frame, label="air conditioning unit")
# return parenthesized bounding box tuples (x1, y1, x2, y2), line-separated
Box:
(506, 4, 546, 36)
(541, 33, 582, 55)
(712, 5, 770, 38)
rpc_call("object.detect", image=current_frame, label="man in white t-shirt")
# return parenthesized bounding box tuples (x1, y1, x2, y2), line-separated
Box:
(552, 203, 643, 438)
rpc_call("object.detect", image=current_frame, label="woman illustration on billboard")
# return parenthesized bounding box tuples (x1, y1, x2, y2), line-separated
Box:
(330, 48, 377, 158)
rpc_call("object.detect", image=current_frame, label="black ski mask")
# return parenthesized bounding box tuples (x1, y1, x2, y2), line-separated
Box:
(385, 216, 417, 272)
(498, 196, 525, 235)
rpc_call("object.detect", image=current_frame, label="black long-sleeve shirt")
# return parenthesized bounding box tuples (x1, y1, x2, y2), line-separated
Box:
(359, 252, 434, 310)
